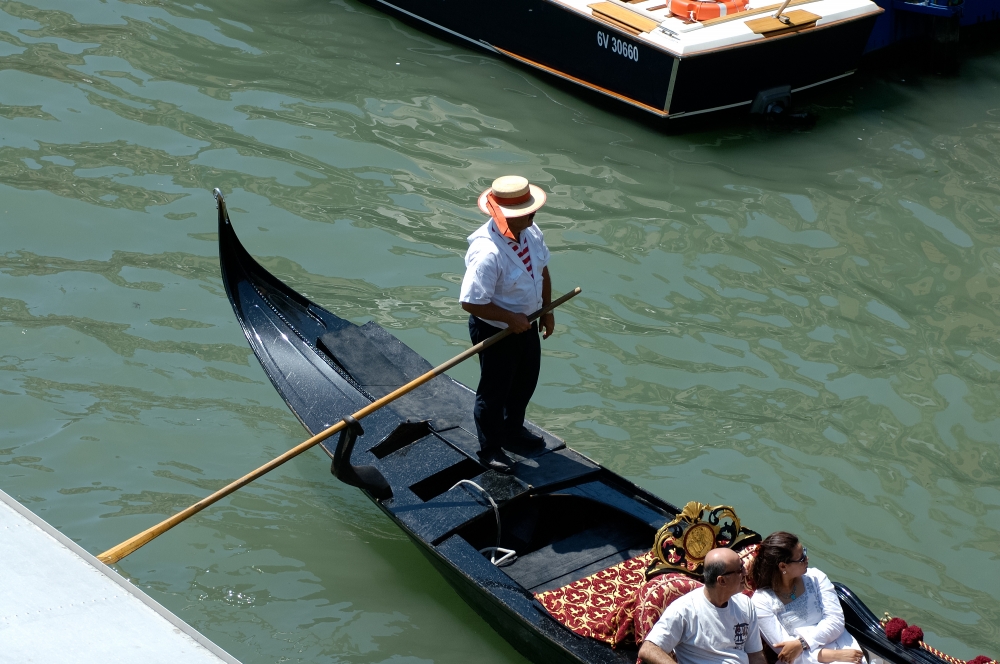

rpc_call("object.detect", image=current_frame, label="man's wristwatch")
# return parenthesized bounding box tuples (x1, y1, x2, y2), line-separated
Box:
(798, 637, 810, 652)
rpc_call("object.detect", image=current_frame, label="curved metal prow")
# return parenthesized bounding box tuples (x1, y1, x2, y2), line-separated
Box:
(213, 188, 230, 223)
(332, 416, 392, 500)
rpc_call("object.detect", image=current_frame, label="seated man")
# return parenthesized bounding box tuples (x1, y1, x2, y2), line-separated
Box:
(639, 548, 766, 664)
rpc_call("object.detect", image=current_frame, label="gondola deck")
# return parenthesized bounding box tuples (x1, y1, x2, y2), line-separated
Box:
(215, 191, 969, 664)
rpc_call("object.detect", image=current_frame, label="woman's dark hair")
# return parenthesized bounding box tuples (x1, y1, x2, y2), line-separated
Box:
(751, 531, 799, 591)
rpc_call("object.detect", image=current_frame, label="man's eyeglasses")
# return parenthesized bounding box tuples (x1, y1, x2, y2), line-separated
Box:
(788, 547, 808, 564)
(720, 567, 745, 578)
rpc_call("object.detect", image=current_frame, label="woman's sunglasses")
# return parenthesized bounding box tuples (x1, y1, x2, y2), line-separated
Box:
(788, 547, 809, 564)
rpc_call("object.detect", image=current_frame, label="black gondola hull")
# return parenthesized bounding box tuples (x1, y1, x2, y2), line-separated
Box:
(215, 193, 960, 664)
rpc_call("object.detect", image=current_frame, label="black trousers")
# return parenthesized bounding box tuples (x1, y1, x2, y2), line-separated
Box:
(469, 315, 541, 454)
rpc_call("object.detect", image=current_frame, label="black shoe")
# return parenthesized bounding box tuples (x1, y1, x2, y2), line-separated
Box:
(477, 449, 515, 474)
(507, 427, 545, 449)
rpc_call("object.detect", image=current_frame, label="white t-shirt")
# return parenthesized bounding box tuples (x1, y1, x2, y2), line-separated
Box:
(645, 589, 762, 664)
(459, 219, 550, 329)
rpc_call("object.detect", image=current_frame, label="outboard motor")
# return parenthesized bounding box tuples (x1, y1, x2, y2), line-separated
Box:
(750, 84, 814, 127)
(331, 416, 392, 500)
(751, 85, 792, 115)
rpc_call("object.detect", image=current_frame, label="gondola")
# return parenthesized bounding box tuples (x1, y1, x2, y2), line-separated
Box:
(214, 190, 972, 664)
(354, 0, 882, 118)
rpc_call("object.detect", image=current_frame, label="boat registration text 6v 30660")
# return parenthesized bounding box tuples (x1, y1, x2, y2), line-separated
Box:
(597, 31, 639, 62)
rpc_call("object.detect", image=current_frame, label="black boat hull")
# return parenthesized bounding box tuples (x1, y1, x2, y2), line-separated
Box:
(406, 513, 632, 664)
(363, 0, 880, 116)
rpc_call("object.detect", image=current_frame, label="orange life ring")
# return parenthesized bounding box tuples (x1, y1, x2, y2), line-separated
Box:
(669, 0, 749, 21)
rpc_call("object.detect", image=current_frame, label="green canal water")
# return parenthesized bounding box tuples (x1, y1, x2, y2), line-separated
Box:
(1, 1, 998, 661)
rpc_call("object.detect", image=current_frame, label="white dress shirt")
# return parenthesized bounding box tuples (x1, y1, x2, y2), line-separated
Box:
(459, 219, 550, 329)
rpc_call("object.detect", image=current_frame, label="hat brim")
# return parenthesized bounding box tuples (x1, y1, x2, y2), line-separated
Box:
(478, 184, 547, 218)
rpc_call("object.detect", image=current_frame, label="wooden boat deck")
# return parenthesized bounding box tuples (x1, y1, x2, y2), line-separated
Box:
(547, 0, 881, 56)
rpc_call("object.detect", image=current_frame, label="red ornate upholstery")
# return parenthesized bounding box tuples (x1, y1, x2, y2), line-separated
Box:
(631, 573, 705, 643)
(535, 551, 655, 645)
(535, 544, 760, 647)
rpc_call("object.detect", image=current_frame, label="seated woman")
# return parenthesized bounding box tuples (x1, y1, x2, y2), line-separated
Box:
(750, 532, 864, 664)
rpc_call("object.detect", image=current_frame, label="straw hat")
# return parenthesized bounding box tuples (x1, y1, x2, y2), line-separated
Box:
(477, 175, 547, 218)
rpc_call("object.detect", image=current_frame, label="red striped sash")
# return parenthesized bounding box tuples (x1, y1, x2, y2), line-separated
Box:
(507, 238, 533, 276)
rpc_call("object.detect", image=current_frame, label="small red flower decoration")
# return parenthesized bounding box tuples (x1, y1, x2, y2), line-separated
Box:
(967, 656, 993, 664)
(884, 618, 907, 641)
(900, 625, 924, 647)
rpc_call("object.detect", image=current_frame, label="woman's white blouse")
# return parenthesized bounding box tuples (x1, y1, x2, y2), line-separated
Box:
(459, 219, 550, 329)
(752, 568, 856, 664)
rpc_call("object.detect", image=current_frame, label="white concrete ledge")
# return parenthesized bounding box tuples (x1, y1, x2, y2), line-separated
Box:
(0, 488, 241, 664)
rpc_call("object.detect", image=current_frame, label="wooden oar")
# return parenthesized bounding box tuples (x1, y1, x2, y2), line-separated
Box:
(97, 287, 582, 565)
(773, 0, 793, 22)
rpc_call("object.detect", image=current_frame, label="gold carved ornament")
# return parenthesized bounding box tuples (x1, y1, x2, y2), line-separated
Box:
(646, 501, 759, 581)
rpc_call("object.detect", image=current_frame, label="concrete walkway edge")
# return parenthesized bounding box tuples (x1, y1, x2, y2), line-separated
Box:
(0, 487, 242, 664)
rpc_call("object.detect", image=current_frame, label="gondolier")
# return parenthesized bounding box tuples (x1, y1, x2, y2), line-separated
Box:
(460, 176, 554, 474)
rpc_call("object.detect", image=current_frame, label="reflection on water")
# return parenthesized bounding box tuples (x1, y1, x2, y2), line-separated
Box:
(1, 0, 998, 661)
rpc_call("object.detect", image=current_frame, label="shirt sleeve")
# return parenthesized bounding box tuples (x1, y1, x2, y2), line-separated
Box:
(460, 243, 500, 305)
(751, 594, 788, 653)
(643, 603, 685, 654)
(744, 597, 763, 654)
(793, 570, 846, 651)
